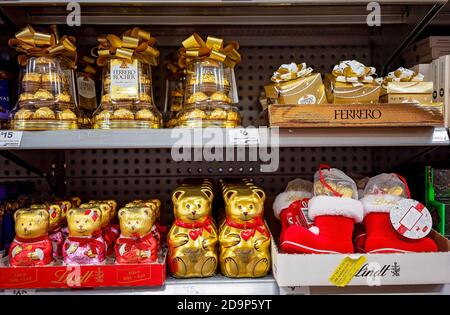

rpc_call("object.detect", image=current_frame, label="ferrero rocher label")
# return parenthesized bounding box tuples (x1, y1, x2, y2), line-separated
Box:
(77, 74, 96, 99)
(110, 59, 138, 100)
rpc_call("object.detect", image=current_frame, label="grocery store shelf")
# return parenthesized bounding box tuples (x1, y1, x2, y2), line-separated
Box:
(0, 0, 446, 26)
(1, 275, 278, 295)
(1, 127, 448, 150)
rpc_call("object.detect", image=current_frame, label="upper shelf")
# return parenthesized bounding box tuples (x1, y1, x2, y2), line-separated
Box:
(2, 127, 448, 150)
(0, 0, 446, 26)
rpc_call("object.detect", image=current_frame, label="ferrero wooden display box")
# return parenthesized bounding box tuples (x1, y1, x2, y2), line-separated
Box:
(268, 103, 444, 127)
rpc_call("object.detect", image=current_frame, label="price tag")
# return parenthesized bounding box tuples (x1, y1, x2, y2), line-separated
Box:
(4, 289, 36, 295)
(432, 128, 449, 143)
(0, 131, 23, 148)
(228, 128, 260, 146)
(329, 255, 367, 287)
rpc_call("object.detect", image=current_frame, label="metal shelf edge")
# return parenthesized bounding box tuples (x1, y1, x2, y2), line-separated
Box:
(1, 127, 448, 149)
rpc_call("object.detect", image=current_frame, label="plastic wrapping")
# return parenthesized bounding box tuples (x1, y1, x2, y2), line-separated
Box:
(313, 166, 358, 199)
(11, 56, 80, 130)
(76, 54, 98, 128)
(286, 178, 314, 193)
(174, 58, 240, 127)
(362, 173, 409, 198)
(92, 58, 162, 129)
(165, 75, 186, 128)
(91, 28, 162, 129)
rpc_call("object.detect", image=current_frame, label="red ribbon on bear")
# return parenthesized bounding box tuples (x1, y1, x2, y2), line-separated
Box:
(174, 217, 213, 240)
(120, 232, 156, 252)
(66, 230, 103, 255)
(225, 216, 269, 241)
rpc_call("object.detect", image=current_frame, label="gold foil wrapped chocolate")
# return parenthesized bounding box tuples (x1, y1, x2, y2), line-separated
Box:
(265, 62, 326, 105)
(380, 67, 433, 104)
(9, 25, 80, 130)
(168, 179, 218, 278)
(219, 179, 270, 278)
(92, 28, 162, 129)
(325, 60, 381, 104)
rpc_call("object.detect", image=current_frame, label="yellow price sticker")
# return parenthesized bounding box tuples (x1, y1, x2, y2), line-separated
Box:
(329, 255, 367, 287)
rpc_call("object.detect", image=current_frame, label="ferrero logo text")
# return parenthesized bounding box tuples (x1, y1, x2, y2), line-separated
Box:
(112, 69, 137, 81)
(334, 109, 382, 120)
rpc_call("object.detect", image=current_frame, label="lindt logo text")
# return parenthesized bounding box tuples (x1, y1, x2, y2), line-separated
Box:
(355, 262, 401, 286)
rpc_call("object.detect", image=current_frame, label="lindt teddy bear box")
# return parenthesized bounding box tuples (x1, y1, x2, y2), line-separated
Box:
(269, 167, 450, 288)
(0, 200, 167, 289)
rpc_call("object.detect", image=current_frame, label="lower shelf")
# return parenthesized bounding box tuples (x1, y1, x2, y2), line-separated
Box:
(0, 274, 279, 295)
(1, 275, 449, 295)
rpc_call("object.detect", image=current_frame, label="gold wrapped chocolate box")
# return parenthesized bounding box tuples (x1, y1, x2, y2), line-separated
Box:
(9, 25, 80, 130)
(380, 67, 433, 104)
(173, 33, 242, 128)
(325, 60, 381, 104)
(264, 63, 326, 105)
(92, 28, 162, 129)
(219, 179, 270, 278)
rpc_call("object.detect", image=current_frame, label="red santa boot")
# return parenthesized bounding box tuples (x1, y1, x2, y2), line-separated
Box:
(273, 183, 313, 244)
(353, 223, 367, 253)
(361, 174, 438, 254)
(281, 165, 363, 254)
(281, 195, 363, 254)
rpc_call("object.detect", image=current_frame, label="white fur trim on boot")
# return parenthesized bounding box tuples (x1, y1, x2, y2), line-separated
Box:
(272, 191, 313, 219)
(360, 194, 402, 216)
(308, 195, 364, 223)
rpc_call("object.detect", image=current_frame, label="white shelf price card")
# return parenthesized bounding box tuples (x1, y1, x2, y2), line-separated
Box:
(0, 131, 23, 148)
(228, 128, 260, 146)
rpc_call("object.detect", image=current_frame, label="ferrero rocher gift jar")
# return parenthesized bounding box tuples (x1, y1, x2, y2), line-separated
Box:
(324, 60, 381, 104)
(76, 54, 98, 128)
(164, 57, 186, 128)
(8, 25, 80, 130)
(219, 179, 270, 278)
(380, 67, 433, 104)
(167, 179, 219, 278)
(174, 33, 241, 128)
(92, 28, 162, 129)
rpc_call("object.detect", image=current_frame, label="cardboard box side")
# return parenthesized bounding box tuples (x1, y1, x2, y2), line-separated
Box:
(271, 222, 450, 287)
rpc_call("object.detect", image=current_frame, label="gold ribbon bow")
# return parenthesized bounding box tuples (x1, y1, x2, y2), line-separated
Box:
(163, 53, 186, 78)
(92, 27, 159, 66)
(331, 60, 376, 84)
(384, 67, 424, 83)
(78, 54, 97, 75)
(8, 25, 77, 67)
(177, 33, 241, 68)
(271, 62, 314, 83)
